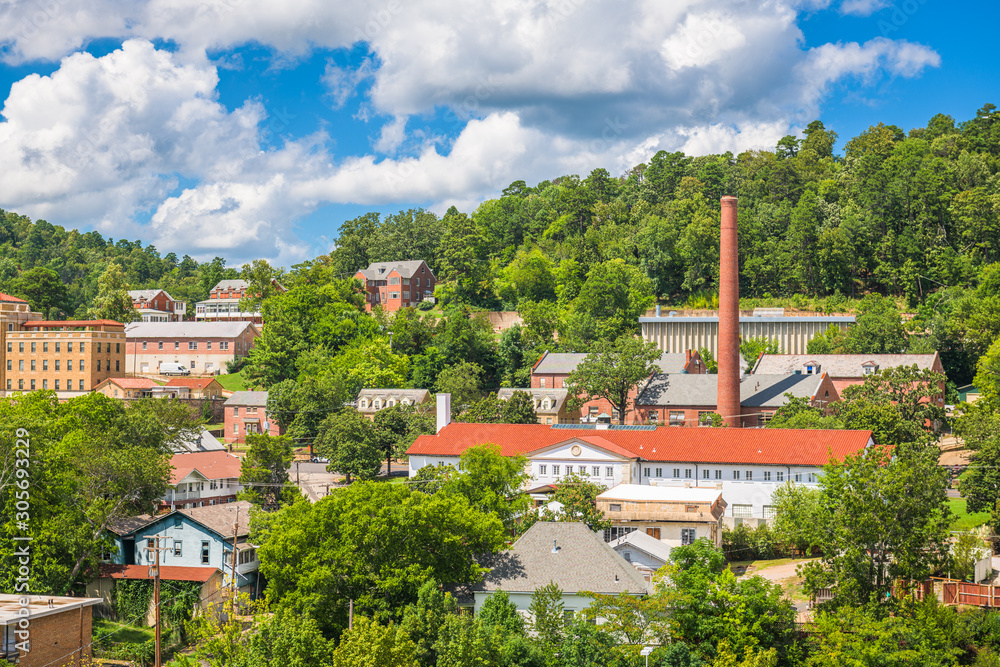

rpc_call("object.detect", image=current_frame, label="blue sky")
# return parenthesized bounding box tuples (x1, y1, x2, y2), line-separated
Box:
(0, 0, 993, 266)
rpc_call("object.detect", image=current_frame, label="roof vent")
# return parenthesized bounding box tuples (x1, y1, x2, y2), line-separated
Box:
(552, 540, 560, 554)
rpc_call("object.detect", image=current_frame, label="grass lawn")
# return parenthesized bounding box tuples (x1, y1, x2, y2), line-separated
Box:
(949, 498, 990, 530)
(217, 370, 248, 392)
(93, 618, 155, 644)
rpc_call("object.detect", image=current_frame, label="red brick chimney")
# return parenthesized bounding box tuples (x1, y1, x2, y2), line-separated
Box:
(717, 196, 741, 427)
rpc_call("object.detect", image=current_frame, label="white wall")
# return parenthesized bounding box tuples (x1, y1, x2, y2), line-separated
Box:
(408, 455, 460, 475)
(473, 591, 600, 617)
(612, 545, 668, 570)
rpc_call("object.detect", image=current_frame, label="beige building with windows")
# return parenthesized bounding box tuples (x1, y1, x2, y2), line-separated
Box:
(4, 319, 126, 397)
(596, 484, 726, 549)
(125, 321, 260, 375)
(356, 388, 431, 420)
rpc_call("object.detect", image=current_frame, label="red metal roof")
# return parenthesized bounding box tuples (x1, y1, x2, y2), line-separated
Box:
(170, 450, 243, 484)
(165, 378, 218, 389)
(99, 564, 219, 582)
(0, 292, 27, 303)
(407, 422, 872, 466)
(22, 319, 124, 328)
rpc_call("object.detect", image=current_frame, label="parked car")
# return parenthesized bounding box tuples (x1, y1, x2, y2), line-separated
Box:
(159, 362, 191, 376)
(311, 456, 330, 463)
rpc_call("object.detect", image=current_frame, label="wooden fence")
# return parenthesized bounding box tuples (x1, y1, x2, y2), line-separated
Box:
(942, 582, 1000, 607)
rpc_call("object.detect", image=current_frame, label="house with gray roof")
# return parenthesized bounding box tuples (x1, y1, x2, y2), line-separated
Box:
(129, 288, 186, 322)
(497, 387, 570, 425)
(356, 388, 432, 419)
(354, 260, 436, 312)
(224, 391, 282, 444)
(633, 372, 839, 427)
(608, 530, 674, 573)
(473, 522, 649, 618)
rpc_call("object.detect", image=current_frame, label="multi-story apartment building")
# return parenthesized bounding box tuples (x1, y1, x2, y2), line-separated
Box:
(4, 320, 126, 397)
(194, 279, 285, 324)
(129, 289, 187, 322)
(354, 260, 436, 312)
(0, 291, 43, 394)
(124, 321, 260, 375)
(223, 391, 283, 444)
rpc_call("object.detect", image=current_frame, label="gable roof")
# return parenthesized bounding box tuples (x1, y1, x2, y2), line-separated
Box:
(96, 377, 159, 390)
(170, 427, 226, 453)
(477, 522, 648, 595)
(170, 450, 242, 484)
(125, 321, 259, 339)
(357, 260, 432, 280)
(166, 377, 222, 390)
(608, 530, 674, 564)
(107, 514, 156, 536)
(356, 388, 431, 406)
(0, 292, 28, 303)
(751, 353, 941, 377)
(408, 422, 872, 466)
(635, 373, 829, 408)
(497, 387, 568, 414)
(128, 289, 177, 302)
(532, 351, 695, 377)
(212, 279, 249, 291)
(225, 391, 268, 407)
(177, 500, 252, 539)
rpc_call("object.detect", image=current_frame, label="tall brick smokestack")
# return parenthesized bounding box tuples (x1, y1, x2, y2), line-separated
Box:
(717, 196, 741, 427)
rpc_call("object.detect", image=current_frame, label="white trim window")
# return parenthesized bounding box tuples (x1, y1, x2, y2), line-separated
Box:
(681, 528, 697, 545)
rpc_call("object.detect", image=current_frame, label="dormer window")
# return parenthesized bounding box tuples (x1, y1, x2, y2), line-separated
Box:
(359, 399, 368, 409)
(373, 399, 382, 410)
(387, 399, 396, 408)
(862, 363, 877, 375)
(402, 399, 411, 406)
(804, 362, 820, 375)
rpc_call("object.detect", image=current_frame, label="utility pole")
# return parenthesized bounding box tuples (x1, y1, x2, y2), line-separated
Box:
(146, 536, 172, 667)
(229, 506, 240, 600)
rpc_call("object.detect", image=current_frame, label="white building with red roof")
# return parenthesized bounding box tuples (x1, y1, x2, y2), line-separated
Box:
(163, 450, 243, 510)
(408, 396, 874, 521)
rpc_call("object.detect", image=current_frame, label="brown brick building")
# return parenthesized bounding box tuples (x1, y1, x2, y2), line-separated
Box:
(125, 321, 260, 376)
(0, 594, 101, 666)
(129, 288, 187, 322)
(355, 260, 436, 312)
(0, 291, 43, 394)
(4, 320, 126, 396)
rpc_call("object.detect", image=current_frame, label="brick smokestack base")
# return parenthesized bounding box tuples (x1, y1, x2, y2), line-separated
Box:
(717, 195, 741, 426)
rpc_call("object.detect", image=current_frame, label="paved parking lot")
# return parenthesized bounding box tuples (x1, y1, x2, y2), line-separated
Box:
(287, 461, 409, 501)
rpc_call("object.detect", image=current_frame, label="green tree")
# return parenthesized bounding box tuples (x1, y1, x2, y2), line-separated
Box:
(536, 473, 610, 532)
(11, 266, 68, 317)
(257, 481, 505, 634)
(239, 434, 299, 510)
(89, 262, 140, 323)
(739, 336, 780, 369)
(372, 403, 436, 476)
(955, 402, 1000, 532)
(799, 445, 951, 606)
(331, 617, 418, 667)
(239, 258, 284, 313)
(530, 582, 567, 665)
(314, 409, 381, 483)
(767, 395, 843, 430)
(436, 361, 484, 409)
(443, 444, 531, 532)
(400, 579, 455, 667)
(770, 482, 823, 555)
(565, 335, 662, 424)
(459, 391, 539, 424)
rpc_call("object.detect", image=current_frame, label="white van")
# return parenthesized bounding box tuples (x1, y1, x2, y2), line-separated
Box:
(159, 362, 191, 376)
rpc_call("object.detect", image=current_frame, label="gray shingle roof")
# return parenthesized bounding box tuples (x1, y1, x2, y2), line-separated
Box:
(636, 373, 827, 408)
(211, 279, 249, 291)
(128, 289, 177, 301)
(477, 522, 649, 595)
(608, 530, 673, 565)
(107, 514, 156, 537)
(534, 351, 690, 376)
(752, 353, 940, 377)
(496, 387, 568, 414)
(178, 500, 253, 539)
(225, 391, 268, 407)
(357, 260, 433, 280)
(125, 321, 258, 338)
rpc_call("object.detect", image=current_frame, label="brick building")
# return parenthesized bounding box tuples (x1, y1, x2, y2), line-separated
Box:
(128, 288, 187, 322)
(4, 320, 126, 397)
(125, 321, 260, 376)
(633, 372, 840, 427)
(0, 292, 43, 395)
(0, 594, 101, 666)
(354, 260, 436, 312)
(165, 377, 225, 399)
(94, 377, 161, 398)
(224, 391, 283, 444)
(195, 279, 285, 324)
(527, 350, 707, 423)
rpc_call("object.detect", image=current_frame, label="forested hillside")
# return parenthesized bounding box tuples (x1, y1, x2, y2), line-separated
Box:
(2, 105, 999, 388)
(0, 212, 239, 319)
